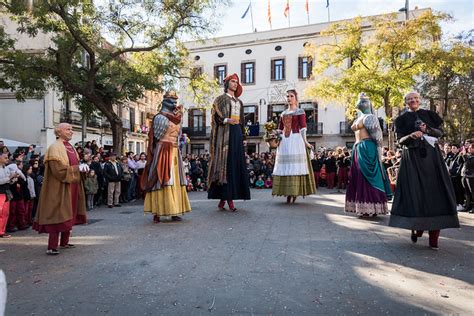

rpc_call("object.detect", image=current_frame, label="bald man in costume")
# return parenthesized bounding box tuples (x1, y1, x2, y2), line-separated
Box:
(34, 123, 88, 255)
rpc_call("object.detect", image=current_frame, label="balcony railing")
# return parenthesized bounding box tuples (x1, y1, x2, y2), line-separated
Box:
(182, 126, 208, 137)
(340, 121, 355, 135)
(307, 122, 323, 135)
(246, 124, 260, 137)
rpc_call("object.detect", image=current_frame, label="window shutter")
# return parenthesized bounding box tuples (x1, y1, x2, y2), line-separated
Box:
(214, 66, 218, 81)
(203, 109, 207, 130)
(188, 110, 194, 129)
(308, 57, 313, 78)
(252, 62, 255, 84)
(298, 57, 302, 79)
(224, 65, 227, 79)
(270, 60, 275, 81)
(241, 63, 245, 83)
(282, 59, 285, 80)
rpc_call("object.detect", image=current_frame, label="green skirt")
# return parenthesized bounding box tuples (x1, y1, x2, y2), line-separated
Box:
(272, 150, 316, 197)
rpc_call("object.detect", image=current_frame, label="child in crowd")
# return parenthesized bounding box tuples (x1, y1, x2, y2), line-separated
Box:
(195, 178, 206, 191)
(84, 169, 99, 211)
(7, 161, 29, 232)
(264, 176, 273, 189)
(186, 175, 194, 192)
(248, 171, 256, 188)
(23, 164, 36, 225)
(255, 176, 264, 189)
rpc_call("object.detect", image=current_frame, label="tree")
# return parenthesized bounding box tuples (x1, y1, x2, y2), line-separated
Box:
(0, 0, 221, 153)
(417, 38, 474, 143)
(305, 10, 449, 148)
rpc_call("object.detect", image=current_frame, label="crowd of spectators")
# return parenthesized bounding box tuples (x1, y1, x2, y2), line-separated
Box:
(1, 136, 472, 237)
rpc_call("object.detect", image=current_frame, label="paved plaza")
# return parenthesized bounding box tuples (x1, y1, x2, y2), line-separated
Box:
(1, 188, 473, 315)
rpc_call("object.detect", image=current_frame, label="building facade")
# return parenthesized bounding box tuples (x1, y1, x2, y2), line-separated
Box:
(0, 12, 161, 155)
(179, 10, 426, 155)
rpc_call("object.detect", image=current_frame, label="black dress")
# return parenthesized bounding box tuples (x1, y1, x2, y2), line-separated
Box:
(389, 109, 460, 230)
(208, 124, 251, 200)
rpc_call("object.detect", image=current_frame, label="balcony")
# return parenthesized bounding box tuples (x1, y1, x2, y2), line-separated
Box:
(340, 121, 355, 135)
(246, 124, 261, 137)
(131, 123, 149, 135)
(182, 126, 208, 137)
(60, 110, 113, 129)
(60, 110, 83, 126)
(307, 122, 323, 136)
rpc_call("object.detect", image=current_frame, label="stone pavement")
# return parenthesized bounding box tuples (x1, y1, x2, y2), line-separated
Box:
(1, 188, 473, 315)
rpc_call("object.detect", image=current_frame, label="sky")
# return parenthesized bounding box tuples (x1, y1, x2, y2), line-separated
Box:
(215, 0, 473, 39)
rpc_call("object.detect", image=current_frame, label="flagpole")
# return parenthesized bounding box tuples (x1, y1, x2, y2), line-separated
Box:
(250, 0, 255, 32)
(306, 0, 310, 24)
(327, 6, 330, 22)
(288, 6, 291, 28)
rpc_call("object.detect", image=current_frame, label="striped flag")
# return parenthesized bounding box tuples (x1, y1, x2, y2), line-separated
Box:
(305, 0, 309, 13)
(326, 0, 329, 8)
(268, 0, 272, 28)
(283, 0, 290, 17)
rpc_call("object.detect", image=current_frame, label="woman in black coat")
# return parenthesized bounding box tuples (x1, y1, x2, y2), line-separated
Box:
(389, 92, 459, 250)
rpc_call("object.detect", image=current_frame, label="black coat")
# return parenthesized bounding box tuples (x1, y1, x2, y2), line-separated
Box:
(389, 109, 459, 231)
(104, 161, 124, 183)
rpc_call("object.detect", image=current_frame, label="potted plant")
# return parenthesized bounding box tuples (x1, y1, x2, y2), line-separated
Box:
(263, 121, 281, 149)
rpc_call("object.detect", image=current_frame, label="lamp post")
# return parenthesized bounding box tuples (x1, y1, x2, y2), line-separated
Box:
(399, 0, 409, 21)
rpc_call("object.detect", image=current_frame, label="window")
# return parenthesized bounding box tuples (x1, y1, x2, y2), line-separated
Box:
(136, 142, 141, 155)
(298, 56, 313, 79)
(241, 62, 255, 84)
(140, 111, 145, 126)
(243, 105, 258, 124)
(191, 67, 202, 79)
(300, 102, 318, 123)
(129, 107, 135, 125)
(214, 65, 227, 85)
(268, 103, 286, 121)
(191, 144, 205, 155)
(246, 143, 257, 155)
(128, 142, 134, 153)
(271, 59, 285, 81)
(188, 109, 206, 131)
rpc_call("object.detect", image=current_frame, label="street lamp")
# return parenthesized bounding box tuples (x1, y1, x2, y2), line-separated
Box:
(398, 0, 409, 21)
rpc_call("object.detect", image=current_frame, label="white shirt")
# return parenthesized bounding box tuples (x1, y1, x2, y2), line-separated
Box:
(224, 93, 240, 124)
(0, 166, 12, 185)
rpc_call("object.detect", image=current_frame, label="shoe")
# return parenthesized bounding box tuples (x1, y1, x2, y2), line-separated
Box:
(456, 204, 464, 211)
(46, 249, 60, 255)
(171, 216, 182, 221)
(218, 200, 226, 210)
(291, 196, 297, 203)
(469, 210, 474, 214)
(410, 230, 417, 243)
(429, 245, 439, 250)
(153, 215, 160, 223)
(114, 204, 122, 207)
(0, 234, 12, 238)
(286, 196, 291, 204)
(108, 205, 113, 208)
(227, 200, 237, 212)
(60, 244, 76, 249)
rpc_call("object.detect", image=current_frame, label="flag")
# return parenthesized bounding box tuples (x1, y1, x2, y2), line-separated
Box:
(305, 0, 309, 13)
(268, 0, 272, 28)
(283, 0, 289, 17)
(241, 1, 251, 19)
(326, 0, 329, 8)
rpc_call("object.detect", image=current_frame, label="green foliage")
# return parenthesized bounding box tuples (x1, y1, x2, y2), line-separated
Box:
(305, 11, 451, 121)
(416, 38, 474, 143)
(0, 0, 224, 152)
